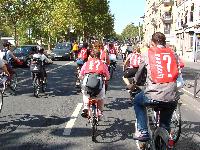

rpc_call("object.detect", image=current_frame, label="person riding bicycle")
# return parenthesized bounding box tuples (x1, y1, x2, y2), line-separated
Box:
(79, 49, 110, 118)
(72, 41, 79, 61)
(133, 32, 179, 142)
(32, 48, 52, 83)
(121, 44, 127, 62)
(77, 42, 89, 63)
(3, 42, 21, 80)
(0, 58, 10, 89)
(99, 43, 110, 66)
(108, 43, 117, 70)
(122, 46, 141, 91)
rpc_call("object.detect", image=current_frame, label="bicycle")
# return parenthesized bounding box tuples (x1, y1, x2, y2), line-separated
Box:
(30, 58, 47, 98)
(75, 60, 83, 93)
(0, 74, 7, 113)
(87, 97, 101, 142)
(135, 100, 182, 150)
(109, 60, 116, 79)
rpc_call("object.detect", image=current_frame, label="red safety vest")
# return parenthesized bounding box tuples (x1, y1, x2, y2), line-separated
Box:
(84, 58, 105, 75)
(129, 53, 141, 68)
(109, 48, 116, 54)
(78, 48, 88, 60)
(148, 47, 179, 83)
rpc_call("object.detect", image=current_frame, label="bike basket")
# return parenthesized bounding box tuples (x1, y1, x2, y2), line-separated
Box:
(30, 63, 42, 73)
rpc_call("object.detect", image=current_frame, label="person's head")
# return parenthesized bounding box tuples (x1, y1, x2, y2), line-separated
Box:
(3, 42, 12, 49)
(38, 48, 44, 54)
(109, 43, 114, 49)
(82, 42, 88, 49)
(151, 32, 166, 47)
(93, 49, 101, 59)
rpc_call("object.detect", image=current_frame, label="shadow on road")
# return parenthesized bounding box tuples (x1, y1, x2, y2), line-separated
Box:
(0, 140, 78, 150)
(176, 120, 200, 150)
(0, 114, 69, 136)
(105, 98, 132, 110)
(17, 62, 79, 97)
(51, 117, 135, 144)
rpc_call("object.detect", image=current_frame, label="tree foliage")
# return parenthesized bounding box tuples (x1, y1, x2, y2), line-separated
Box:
(0, 0, 114, 45)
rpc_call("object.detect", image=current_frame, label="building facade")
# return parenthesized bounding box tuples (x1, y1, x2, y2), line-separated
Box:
(143, 0, 200, 62)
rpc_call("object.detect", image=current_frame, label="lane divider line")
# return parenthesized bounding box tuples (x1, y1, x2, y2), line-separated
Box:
(182, 87, 200, 99)
(63, 103, 83, 136)
(18, 61, 73, 84)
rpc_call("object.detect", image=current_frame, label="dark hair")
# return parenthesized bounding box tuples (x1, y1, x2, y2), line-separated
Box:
(93, 49, 101, 59)
(39, 48, 44, 54)
(152, 32, 166, 46)
(82, 42, 88, 49)
(3, 42, 11, 47)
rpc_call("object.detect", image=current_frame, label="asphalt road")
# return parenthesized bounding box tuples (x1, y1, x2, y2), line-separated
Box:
(0, 58, 199, 150)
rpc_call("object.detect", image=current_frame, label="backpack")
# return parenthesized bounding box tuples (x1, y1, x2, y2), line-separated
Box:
(135, 63, 147, 86)
(30, 58, 42, 73)
(84, 73, 103, 97)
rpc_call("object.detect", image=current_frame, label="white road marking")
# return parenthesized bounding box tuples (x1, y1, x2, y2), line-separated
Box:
(63, 103, 83, 136)
(18, 61, 73, 84)
(182, 87, 200, 98)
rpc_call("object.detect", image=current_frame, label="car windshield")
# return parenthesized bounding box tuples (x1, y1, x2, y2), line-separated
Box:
(54, 43, 71, 51)
(14, 46, 32, 54)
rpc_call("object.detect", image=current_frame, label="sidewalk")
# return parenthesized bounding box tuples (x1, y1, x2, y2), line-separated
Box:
(184, 61, 200, 72)
(182, 61, 200, 99)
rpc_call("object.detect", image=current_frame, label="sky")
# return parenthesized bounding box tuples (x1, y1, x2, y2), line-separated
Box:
(109, 0, 145, 34)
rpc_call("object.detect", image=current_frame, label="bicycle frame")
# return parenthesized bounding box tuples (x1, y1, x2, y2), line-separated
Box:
(136, 105, 180, 150)
(88, 98, 100, 142)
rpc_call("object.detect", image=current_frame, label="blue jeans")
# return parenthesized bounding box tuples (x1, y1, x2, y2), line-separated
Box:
(133, 91, 177, 133)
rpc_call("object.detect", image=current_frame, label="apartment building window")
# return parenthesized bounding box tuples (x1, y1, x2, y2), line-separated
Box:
(190, 36, 193, 51)
(191, 3, 194, 11)
(190, 12, 193, 22)
(181, 19, 183, 26)
(185, 11, 188, 24)
(164, 23, 171, 34)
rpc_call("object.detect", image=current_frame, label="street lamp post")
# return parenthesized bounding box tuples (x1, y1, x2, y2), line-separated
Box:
(139, 22, 141, 43)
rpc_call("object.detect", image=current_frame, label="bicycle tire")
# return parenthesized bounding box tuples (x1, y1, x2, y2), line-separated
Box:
(0, 91, 3, 113)
(154, 128, 173, 150)
(41, 78, 47, 93)
(170, 103, 182, 143)
(10, 73, 18, 91)
(110, 66, 114, 79)
(91, 104, 97, 142)
(33, 75, 40, 97)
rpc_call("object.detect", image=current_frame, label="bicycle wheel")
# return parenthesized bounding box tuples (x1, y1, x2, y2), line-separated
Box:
(170, 102, 182, 143)
(154, 128, 173, 150)
(41, 78, 47, 93)
(91, 104, 97, 142)
(0, 91, 3, 113)
(10, 73, 18, 91)
(155, 136, 168, 150)
(109, 66, 114, 79)
(33, 76, 40, 97)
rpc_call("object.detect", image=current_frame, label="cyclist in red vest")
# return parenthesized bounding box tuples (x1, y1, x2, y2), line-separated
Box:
(77, 42, 89, 63)
(99, 43, 110, 66)
(123, 46, 141, 91)
(79, 49, 110, 118)
(133, 32, 179, 141)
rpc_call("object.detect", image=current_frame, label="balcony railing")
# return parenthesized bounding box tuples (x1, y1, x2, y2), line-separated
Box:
(162, 12, 173, 23)
(164, 28, 170, 34)
(163, 0, 174, 6)
(152, 2, 158, 12)
(151, 18, 157, 28)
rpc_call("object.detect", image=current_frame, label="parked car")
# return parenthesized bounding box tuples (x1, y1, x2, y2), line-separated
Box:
(51, 43, 72, 60)
(13, 45, 40, 67)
